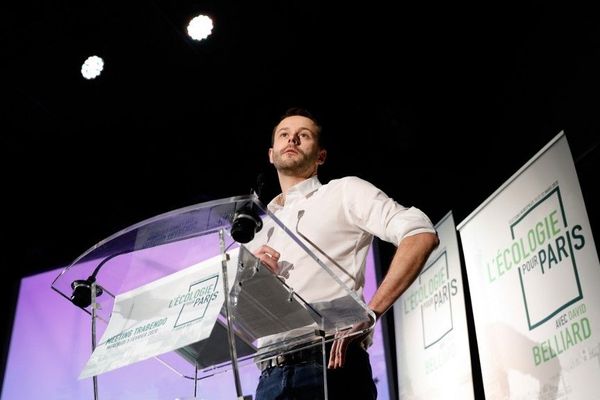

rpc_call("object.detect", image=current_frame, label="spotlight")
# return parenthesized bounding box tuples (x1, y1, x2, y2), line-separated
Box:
(187, 15, 213, 41)
(81, 55, 104, 79)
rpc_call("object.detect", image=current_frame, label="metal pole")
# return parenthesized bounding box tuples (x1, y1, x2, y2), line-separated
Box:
(194, 362, 199, 398)
(219, 229, 244, 398)
(91, 282, 99, 400)
(321, 326, 328, 400)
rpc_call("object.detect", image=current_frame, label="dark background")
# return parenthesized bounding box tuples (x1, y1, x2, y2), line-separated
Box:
(2, 0, 599, 397)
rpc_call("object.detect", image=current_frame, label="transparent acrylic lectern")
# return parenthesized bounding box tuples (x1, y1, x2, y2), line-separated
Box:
(51, 194, 374, 399)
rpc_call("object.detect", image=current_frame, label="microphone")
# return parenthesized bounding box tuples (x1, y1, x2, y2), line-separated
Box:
(230, 173, 267, 243)
(69, 249, 129, 309)
(71, 276, 104, 308)
(230, 207, 263, 243)
(256, 172, 266, 203)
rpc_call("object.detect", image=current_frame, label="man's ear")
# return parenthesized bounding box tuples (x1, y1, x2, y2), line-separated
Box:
(317, 149, 327, 165)
(268, 148, 274, 164)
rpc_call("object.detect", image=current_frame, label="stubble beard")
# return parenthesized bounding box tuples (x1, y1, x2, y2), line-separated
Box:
(273, 150, 318, 177)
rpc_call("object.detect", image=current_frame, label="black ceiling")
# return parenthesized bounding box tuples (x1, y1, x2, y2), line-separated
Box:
(2, 0, 599, 380)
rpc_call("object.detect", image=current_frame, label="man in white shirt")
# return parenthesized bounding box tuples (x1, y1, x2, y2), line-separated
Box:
(250, 107, 439, 399)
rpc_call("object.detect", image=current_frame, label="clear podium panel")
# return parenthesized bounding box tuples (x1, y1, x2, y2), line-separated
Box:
(51, 193, 374, 398)
(238, 206, 375, 357)
(52, 196, 253, 319)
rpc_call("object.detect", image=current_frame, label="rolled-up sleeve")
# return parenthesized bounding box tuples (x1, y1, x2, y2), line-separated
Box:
(342, 176, 436, 245)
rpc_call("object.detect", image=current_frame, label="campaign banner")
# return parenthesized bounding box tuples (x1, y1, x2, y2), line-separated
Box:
(80, 248, 239, 379)
(457, 132, 600, 399)
(394, 212, 474, 399)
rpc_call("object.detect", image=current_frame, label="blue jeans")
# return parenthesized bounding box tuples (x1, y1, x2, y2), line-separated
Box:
(255, 344, 377, 400)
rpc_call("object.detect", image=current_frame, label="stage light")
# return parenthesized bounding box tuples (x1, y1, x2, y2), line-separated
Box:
(81, 55, 104, 79)
(187, 14, 213, 41)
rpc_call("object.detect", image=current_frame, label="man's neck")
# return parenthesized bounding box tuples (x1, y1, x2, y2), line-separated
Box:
(276, 173, 314, 205)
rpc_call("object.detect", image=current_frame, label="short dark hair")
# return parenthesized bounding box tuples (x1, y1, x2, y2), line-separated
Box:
(271, 107, 324, 147)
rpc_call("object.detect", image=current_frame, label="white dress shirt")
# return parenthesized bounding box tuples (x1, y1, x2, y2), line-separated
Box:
(247, 175, 436, 305)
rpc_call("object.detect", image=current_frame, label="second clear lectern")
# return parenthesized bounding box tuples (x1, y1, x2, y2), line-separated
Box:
(51, 194, 374, 399)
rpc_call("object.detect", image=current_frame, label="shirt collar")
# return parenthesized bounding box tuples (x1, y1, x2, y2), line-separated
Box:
(267, 176, 322, 211)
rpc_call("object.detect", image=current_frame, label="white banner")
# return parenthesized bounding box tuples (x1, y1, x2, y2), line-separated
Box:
(457, 132, 600, 399)
(394, 212, 474, 399)
(80, 248, 239, 379)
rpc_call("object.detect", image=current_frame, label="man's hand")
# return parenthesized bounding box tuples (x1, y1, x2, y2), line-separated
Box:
(253, 245, 281, 274)
(327, 318, 373, 369)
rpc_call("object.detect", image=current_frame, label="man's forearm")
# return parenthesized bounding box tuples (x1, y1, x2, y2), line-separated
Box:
(368, 232, 439, 319)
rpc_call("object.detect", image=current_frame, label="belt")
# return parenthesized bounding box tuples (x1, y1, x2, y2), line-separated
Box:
(258, 345, 326, 371)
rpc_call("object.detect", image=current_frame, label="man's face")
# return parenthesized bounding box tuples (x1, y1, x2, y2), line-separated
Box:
(269, 115, 326, 176)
